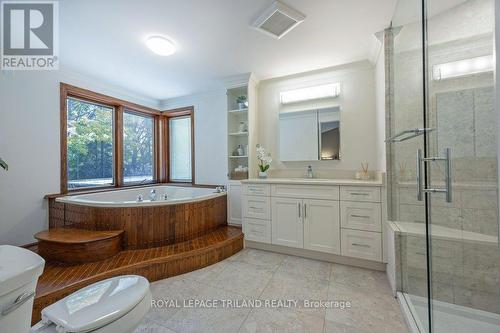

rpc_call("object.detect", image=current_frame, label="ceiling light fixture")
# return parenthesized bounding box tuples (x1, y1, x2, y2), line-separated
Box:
(280, 83, 341, 104)
(146, 36, 176, 56)
(432, 55, 493, 81)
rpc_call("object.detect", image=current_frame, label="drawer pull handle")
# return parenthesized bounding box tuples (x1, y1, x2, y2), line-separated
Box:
(249, 207, 263, 211)
(350, 193, 369, 196)
(352, 243, 370, 248)
(351, 214, 370, 219)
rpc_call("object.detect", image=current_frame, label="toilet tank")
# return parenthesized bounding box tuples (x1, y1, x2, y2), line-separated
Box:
(0, 245, 45, 333)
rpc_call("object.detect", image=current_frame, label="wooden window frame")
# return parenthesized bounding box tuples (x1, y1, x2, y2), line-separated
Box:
(60, 83, 161, 193)
(164, 107, 195, 184)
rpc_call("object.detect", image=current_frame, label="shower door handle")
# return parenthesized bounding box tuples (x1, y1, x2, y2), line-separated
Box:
(416, 149, 423, 201)
(416, 148, 452, 203)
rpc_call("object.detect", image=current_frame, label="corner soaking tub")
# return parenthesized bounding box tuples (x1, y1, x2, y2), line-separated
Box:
(49, 185, 228, 249)
(55, 185, 226, 207)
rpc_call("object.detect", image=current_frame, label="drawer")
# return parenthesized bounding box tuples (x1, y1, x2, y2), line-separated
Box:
(243, 183, 271, 196)
(243, 218, 271, 243)
(242, 195, 271, 220)
(340, 186, 380, 202)
(340, 201, 382, 232)
(341, 229, 382, 262)
(271, 184, 339, 200)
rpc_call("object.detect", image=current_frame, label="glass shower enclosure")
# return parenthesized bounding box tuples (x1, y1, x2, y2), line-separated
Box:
(387, 0, 499, 332)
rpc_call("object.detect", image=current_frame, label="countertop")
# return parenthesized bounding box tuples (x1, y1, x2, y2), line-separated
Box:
(240, 178, 383, 187)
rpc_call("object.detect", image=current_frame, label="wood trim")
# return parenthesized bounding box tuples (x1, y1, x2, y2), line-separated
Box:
(154, 114, 161, 181)
(164, 106, 195, 185)
(61, 83, 160, 116)
(191, 109, 196, 184)
(115, 106, 124, 187)
(160, 116, 168, 183)
(60, 83, 68, 194)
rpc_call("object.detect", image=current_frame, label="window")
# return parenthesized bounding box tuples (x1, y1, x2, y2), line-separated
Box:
(123, 111, 155, 184)
(66, 98, 114, 189)
(60, 83, 195, 193)
(169, 115, 193, 182)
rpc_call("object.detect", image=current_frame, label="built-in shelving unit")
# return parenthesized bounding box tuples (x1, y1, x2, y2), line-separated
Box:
(227, 85, 250, 180)
(226, 74, 258, 225)
(226, 74, 259, 226)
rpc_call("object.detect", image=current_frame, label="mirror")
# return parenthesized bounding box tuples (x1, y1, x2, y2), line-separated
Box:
(319, 108, 340, 160)
(279, 107, 340, 161)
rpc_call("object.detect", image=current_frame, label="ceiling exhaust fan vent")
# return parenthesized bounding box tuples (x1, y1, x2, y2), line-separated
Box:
(252, 1, 305, 39)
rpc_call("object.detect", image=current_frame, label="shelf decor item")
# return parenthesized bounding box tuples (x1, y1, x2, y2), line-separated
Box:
(256, 144, 272, 179)
(360, 162, 370, 180)
(236, 95, 248, 109)
(238, 121, 248, 133)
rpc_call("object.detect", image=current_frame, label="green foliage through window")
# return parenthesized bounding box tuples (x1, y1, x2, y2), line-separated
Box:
(67, 98, 113, 189)
(123, 112, 154, 183)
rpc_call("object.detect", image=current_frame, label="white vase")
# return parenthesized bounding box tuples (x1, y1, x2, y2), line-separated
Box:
(259, 171, 268, 179)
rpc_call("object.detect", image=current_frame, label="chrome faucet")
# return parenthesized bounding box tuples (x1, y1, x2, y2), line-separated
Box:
(136, 194, 143, 202)
(307, 165, 314, 179)
(214, 186, 227, 193)
(0, 157, 8, 171)
(149, 189, 157, 201)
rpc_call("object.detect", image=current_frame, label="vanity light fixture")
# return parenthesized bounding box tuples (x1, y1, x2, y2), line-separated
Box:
(280, 83, 340, 104)
(146, 36, 176, 56)
(432, 55, 493, 81)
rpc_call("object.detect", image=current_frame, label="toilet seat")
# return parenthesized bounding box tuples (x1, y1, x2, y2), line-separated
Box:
(33, 275, 149, 333)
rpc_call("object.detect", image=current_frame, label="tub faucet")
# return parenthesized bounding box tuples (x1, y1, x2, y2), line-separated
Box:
(215, 186, 227, 193)
(0, 157, 8, 171)
(307, 165, 314, 179)
(149, 189, 157, 201)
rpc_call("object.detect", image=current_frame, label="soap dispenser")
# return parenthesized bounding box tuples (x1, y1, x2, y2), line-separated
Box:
(307, 165, 314, 179)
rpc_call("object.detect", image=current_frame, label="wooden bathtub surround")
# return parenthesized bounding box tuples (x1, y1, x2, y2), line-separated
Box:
(34, 228, 124, 265)
(32, 226, 243, 325)
(48, 194, 227, 249)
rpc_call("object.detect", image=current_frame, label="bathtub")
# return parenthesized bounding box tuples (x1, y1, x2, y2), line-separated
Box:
(56, 185, 226, 207)
(49, 185, 228, 249)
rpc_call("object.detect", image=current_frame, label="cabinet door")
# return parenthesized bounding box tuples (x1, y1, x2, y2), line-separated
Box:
(271, 197, 303, 248)
(227, 181, 242, 225)
(303, 199, 340, 254)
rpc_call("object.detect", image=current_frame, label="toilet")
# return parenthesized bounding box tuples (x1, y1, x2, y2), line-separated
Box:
(0, 245, 151, 333)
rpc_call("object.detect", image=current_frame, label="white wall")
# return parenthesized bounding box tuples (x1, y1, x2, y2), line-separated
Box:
(257, 60, 381, 177)
(162, 91, 228, 185)
(0, 69, 158, 246)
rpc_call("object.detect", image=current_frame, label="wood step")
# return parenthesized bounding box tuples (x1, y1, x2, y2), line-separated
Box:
(31, 226, 243, 325)
(34, 228, 124, 265)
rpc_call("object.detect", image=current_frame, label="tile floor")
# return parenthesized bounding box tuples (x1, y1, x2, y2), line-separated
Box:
(134, 248, 408, 333)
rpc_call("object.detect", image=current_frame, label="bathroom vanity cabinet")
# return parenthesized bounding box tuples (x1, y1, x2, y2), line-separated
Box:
(241, 179, 384, 264)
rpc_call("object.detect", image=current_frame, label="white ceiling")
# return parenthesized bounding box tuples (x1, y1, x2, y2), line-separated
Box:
(392, 0, 468, 26)
(60, 0, 398, 101)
